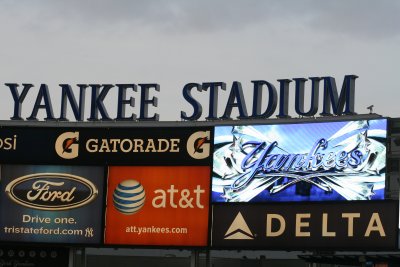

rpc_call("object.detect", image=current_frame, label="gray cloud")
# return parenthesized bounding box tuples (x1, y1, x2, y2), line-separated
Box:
(0, 0, 398, 120)
(2, 0, 399, 39)
(307, 1, 400, 40)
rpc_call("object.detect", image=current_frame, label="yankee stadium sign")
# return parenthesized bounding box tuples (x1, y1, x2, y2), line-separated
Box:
(3, 75, 357, 121)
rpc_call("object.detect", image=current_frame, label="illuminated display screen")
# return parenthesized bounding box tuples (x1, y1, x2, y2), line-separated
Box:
(212, 119, 387, 202)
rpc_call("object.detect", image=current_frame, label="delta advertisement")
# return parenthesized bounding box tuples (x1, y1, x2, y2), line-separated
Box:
(0, 127, 212, 166)
(212, 119, 387, 202)
(104, 166, 210, 247)
(0, 165, 105, 244)
(211, 201, 398, 250)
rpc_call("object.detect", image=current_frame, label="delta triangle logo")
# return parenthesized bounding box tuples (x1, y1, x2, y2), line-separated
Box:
(224, 212, 255, 240)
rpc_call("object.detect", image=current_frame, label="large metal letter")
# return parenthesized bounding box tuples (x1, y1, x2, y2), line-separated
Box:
(320, 75, 358, 116)
(6, 83, 33, 120)
(221, 81, 248, 120)
(250, 80, 277, 119)
(294, 77, 321, 117)
(59, 84, 87, 121)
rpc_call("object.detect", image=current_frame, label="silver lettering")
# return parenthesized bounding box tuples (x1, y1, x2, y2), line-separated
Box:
(27, 180, 75, 202)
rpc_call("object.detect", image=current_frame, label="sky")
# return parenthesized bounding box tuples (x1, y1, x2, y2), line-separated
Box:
(0, 0, 399, 121)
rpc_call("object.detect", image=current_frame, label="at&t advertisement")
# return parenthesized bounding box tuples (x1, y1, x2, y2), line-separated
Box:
(105, 166, 210, 246)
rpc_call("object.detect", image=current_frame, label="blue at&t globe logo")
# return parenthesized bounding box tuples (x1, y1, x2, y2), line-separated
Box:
(113, 180, 146, 215)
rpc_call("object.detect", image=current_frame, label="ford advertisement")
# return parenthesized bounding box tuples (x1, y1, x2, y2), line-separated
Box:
(0, 165, 105, 244)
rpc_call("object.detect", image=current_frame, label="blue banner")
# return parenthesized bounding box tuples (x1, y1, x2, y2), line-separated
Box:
(0, 165, 105, 245)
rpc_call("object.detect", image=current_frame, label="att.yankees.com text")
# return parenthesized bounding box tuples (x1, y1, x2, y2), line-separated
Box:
(126, 225, 188, 235)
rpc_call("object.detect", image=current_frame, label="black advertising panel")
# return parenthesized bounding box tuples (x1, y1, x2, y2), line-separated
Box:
(0, 165, 105, 245)
(211, 201, 398, 250)
(0, 126, 212, 165)
(0, 246, 69, 267)
(212, 119, 387, 202)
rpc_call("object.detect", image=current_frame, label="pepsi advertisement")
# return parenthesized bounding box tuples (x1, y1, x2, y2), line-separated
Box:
(212, 119, 387, 202)
(0, 165, 105, 245)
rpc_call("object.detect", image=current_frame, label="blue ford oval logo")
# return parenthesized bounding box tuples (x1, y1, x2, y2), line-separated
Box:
(5, 173, 98, 211)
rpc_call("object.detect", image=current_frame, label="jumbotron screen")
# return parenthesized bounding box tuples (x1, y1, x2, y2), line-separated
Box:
(212, 119, 387, 202)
